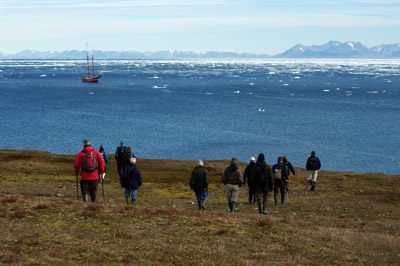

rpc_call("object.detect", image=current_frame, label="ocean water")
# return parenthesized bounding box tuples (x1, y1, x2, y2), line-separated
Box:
(0, 59, 399, 174)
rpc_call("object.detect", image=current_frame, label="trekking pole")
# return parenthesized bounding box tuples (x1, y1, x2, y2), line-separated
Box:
(76, 175, 79, 199)
(101, 175, 105, 200)
(286, 180, 289, 202)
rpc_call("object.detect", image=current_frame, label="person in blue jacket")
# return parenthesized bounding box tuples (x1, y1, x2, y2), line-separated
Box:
(120, 157, 143, 204)
(99, 145, 109, 181)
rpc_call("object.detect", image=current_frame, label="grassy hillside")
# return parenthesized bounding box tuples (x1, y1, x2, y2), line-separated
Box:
(0, 149, 399, 265)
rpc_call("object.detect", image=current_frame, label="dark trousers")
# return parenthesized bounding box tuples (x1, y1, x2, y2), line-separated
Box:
(248, 186, 256, 203)
(274, 179, 286, 204)
(117, 162, 124, 177)
(80, 180, 98, 202)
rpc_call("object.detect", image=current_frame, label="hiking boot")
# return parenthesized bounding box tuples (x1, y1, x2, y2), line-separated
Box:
(131, 199, 136, 204)
(258, 203, 262, 214)
(228, 202, 232, 212)
(274, 195, 278, 206)
(125, 196, 130, 204)
(263, 201, 270, 215)
(231, 201, 237, 212)
(311, 182, 316, 191)
(201, 199, 206, 210)
(83, 194, 89, 202)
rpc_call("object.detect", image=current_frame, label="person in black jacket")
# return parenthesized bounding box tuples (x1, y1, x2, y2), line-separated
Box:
(243, 157, 256, 203)
(120, 157, 143, 204)
(306, 151, 321, 191)
(251, 153, 273, 214)
(115, 141, 127, 177)
(272, 156, 289, 205)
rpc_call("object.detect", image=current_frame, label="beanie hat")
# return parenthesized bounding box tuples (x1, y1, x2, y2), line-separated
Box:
(231, 157, 238, 165)
(257, 153, 265, 162)
(83, 139, 91, 147)
(250, 157, 256, 162)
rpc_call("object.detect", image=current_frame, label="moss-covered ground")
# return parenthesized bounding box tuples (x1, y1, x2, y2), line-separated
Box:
(0, 149, 399, 265)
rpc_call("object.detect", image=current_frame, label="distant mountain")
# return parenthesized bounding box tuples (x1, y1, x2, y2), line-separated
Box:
(1, 42, 400, 59)
(274, 41, 400, 58)
(0, 49, 270, 59)
(370, 43, 400, 56)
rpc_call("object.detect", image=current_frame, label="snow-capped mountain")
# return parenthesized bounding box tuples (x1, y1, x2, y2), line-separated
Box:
(274, 41, 400, 58)
(1, 41, 400, 59)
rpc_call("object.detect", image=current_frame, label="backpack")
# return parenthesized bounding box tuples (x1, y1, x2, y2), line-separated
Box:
(273, 165, 282, 180)
(82, 150, 97, 173)
(123, 149, 132, 165)
(117, 146, 126, 163)
(309, 157, 319, 170)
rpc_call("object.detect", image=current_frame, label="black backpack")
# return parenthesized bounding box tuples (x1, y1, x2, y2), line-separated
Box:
(82, 150, 97, 173)
(117, 146, 126, 163)
(309, 157, 319, 170)
(123, 149, 132, 164)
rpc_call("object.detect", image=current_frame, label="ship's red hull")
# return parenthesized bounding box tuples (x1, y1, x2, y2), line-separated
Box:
(82, 78, 99, 83)
(81, 73, 102, 83)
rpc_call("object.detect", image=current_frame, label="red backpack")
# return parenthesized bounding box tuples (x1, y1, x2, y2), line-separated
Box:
(81, 150, 97, 173)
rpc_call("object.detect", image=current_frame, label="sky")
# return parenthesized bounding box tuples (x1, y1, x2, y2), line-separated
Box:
(1, 0, 400, 55)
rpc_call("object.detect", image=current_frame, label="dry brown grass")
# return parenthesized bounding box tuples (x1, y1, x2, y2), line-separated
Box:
(0, 149, 399, 265)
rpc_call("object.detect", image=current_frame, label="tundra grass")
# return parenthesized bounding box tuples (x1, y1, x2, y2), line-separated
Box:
(0, 150, 399, 265)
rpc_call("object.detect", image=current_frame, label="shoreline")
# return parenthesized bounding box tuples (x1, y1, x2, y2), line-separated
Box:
(0, 148, 397, 176)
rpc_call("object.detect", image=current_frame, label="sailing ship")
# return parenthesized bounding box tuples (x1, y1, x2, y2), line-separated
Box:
(82, 51, 103, 83)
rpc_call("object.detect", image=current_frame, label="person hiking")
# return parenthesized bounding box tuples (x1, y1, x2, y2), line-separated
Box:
(221, 157, 243, 212)
(74, 139, 105, 202)
(272, 156, 289, 205)
(283, 155, 295, 194)
(120, 157, 143, 204)
(190, 160, 209, 210)
(115, 141, 127, 177)
(99, 145, 109, 181)
(251, 153, 273, 214)
(243, 156, 256, 203)
(123, 146, 135, 170)
(306, 151, 321, 191)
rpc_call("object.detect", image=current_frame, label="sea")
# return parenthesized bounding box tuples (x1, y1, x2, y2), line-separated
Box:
(0, 59, 399, 175)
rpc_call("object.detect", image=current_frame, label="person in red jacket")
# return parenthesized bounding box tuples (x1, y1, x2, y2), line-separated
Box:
(74, 139, 105, 202)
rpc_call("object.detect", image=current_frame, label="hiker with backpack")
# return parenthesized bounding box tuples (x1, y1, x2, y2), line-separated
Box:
(221, 158, 243, 213)
(99, 145, 109, 182)
(272, 156, 289, 205)
(74, 139, 105, 202)
(283, 156, 295, 194)
(251, 153, 273, 214)
(306, 151, 321, 191)
(115, 141, 127, 177)
(190, 160, 209, 210)
(243, 156, 257, 203)
(120, 157, 143, 204)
